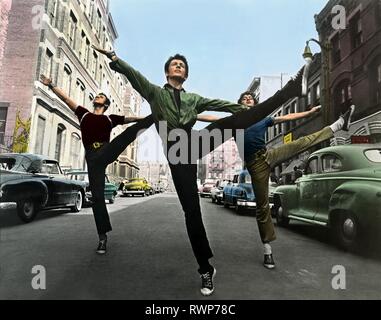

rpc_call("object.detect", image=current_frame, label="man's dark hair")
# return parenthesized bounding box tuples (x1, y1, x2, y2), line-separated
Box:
(164, 54, 189, 78)
(238, 91, 259, 105)
(98, 93, 111, 109)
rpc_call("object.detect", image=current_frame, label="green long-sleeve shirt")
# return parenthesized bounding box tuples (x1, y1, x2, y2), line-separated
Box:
(109, 59, 247, 130)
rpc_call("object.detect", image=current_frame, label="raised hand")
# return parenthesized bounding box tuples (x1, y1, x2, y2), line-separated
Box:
(40, 74, 52, 86)
(310, 105, 322, 114)
(91, 45, 117, 60)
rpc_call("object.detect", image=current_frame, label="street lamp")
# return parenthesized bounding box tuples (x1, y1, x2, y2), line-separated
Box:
(303, 38, 331, 126)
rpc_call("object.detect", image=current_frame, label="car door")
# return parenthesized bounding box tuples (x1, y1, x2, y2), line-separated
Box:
(224, 175, 238, 204)
(294, 156, 320, 220)
(314, 153, 345, 224)
(41, 161, 72, 205)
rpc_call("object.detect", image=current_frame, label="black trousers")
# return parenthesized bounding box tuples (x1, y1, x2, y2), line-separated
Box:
(85, 115, 154, 235)
(169, 162, 214, 270)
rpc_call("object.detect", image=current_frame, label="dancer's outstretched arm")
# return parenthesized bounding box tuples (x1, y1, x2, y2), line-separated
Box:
(197, 115, 221, 123)
(92, 45, 159, 103)
(124, 116, 146, 124)
(196, 96, 248, 115)
(274, 105, 321, 124)
(40, 75, 78, 112)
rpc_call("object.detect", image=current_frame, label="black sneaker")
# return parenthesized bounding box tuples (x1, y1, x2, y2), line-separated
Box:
(341, 105, 355, 132)
(96, 240, 107, 255)
(200, 268, 216, 296)
(264, 254, 275, 270)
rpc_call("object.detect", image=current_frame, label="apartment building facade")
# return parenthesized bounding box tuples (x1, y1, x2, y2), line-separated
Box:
(0, 0, 142, 178)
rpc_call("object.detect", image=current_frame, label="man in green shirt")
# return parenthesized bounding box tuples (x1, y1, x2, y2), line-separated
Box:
(93, 45, 303, 296)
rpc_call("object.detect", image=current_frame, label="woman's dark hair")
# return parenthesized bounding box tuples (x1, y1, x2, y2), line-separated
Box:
(164, 54, 189, 78)
(238, 91, 259, 105)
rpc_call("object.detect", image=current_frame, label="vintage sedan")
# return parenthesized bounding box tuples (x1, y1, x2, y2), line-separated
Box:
(273, 145, 381, 250)
(200, 182, 215, 198)
(67, 170, 118, 204)
(223, 170, 256, 214)
(211, 180, 230, 204)
(0, 153, 86, 223)
(120, 178, 153, 197)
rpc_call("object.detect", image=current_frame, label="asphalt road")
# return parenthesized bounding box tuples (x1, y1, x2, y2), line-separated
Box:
(1, 193, 381, 300)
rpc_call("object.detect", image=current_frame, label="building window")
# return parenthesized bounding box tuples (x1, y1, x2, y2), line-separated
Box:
(63, 64, 72, 96)
(284, 105, 291, 133)
(0, 106, 8, 145)
(70, 133, 81, 169)
(45, 49, 54, 78)
(92, 51, 98, 79)
(80, 31, 90, 68)
(35, 116, 46, 155)
(97, 10, 102, 36)
(370, 55, 381, 105)
(76, 79, 86, 106)
(48, 0, 58, 25)
(88, 93, 94, 109)
(350, 12, 363, 50)
(68, 11, 78, 48)
(314, 82, 321, 104)
(55, 124, 66, 162)
(334, 80, 352, 118)
(307, 88, 312, 106)
(331, 33, 341, 65)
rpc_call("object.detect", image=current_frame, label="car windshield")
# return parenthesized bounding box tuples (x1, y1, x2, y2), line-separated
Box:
(128, 179, 144, 183)
(365, 149, 381, 163)
(70, 174, 89, 182)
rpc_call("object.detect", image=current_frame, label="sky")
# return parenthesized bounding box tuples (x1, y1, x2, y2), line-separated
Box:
(109, 0, 329, 162)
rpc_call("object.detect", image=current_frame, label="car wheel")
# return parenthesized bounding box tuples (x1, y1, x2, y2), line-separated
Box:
(217, 198, 222, 205)
(333, 213, 360, 251)
(17, 200, 38, 223)
(235, 205, 245, 215)
(275, 203, 289, 227)
(212, 197, 216, 203)
(71, 191, 83, 213)
(109, 194, 116, 204)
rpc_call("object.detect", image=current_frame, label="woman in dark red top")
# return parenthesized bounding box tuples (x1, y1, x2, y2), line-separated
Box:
(40, 75, 154, 254)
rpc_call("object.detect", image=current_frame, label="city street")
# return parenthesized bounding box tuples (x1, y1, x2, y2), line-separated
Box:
(1, 193, 381, 300)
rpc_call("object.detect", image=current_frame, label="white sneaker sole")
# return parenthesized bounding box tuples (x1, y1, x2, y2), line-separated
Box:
(200, 268, 217, 297)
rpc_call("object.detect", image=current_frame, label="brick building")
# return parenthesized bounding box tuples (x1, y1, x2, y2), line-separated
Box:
(0, 0, 142, 179)
(260, 0, 381, 183)
(316, 0, 381, 144)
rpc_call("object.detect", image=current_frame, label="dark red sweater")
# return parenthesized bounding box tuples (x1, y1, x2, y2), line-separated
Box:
(75, 106, 125, 147)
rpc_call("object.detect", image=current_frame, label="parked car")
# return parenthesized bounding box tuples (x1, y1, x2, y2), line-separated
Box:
(200, 182, 215, 198)
(223, 170, 256, 214)
(211, 180, 229, 204)
(66, 170, 118, 204)
(120, 178, 153, 197)
(223, 170, 277, 215)
(273, 145, 381, 250)
(0, 153, 86, 223)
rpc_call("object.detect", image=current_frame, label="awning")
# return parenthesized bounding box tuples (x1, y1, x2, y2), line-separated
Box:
(280, 159, 305, 176)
